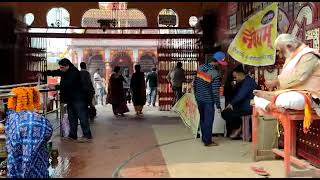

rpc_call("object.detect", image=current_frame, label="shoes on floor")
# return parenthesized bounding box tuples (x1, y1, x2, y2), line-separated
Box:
(204, 141, 218, 147)
(62, 137, 77, 142)
(77, 137, 92, 143)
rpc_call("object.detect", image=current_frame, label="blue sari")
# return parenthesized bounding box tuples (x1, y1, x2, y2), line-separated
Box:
(5, 110, 53, 178)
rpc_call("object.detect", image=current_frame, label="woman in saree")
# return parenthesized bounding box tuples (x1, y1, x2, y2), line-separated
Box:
(130, 65, 147, 115)
(107, 66, 129, 116)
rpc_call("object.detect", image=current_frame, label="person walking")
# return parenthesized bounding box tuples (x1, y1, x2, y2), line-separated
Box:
(106, 66, 129, 116)
(130, 64, 147, 115)
(79, 62, 96, 122)
(166, 62, 186, 105)
(193, 51, 227, 146)
(123, 69, 132, 104)
(93, 69, 106, 105)
(146, 67, 158, 106)
(44, 58, 92, 143)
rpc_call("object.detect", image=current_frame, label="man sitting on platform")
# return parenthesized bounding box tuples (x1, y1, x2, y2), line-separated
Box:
(253, 34, 320, 132)
(221, 65, 258, 139)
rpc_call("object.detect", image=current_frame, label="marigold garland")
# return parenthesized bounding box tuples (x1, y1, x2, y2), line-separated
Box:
(8, 87, 41, 112)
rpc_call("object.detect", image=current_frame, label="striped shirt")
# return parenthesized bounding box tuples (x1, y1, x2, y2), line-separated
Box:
(193, 64, 221, 109)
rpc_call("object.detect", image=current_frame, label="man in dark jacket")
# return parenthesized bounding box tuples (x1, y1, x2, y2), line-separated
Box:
(221, 65, 258, 139)
(146, 67, 158, 106)
(166, 62, 186, 105)
(44, 58, 92, 143)
(80, 62, 96, 122)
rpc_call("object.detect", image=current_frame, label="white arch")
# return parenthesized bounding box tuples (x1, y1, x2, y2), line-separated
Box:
(81, 8, 147, 27)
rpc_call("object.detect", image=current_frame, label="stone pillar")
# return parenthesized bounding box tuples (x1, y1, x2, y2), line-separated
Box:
(105, 48, 112, 84)
(76, 48, 83, 69)
(133, 47, 139, 65)
(105, 48, 111, 62)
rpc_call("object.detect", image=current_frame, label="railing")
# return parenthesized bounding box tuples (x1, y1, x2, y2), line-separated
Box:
(19, 26, 199, 39)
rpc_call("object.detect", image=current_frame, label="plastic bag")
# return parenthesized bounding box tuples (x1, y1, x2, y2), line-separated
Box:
(61, 113, 70, 137)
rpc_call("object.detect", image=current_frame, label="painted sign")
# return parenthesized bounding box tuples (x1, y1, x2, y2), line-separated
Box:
(228, 2, 238, 15)
(172, 93, 200, 139)
(159, 15, 177, 26)
(278, 9, 290, 33)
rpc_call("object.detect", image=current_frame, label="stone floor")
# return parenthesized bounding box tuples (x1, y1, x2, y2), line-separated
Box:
(47, 104, 290, 178)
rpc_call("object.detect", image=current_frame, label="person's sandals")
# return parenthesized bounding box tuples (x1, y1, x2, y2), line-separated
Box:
(251, 166, 270, 176)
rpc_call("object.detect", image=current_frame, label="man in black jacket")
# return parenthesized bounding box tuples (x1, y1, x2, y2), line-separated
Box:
(80, 62, 96, 122)
(44, 58, 92, 143)
(146, 67, 158, 106)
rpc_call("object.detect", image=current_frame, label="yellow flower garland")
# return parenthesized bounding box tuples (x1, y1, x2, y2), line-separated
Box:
(8, 87, 41, 112)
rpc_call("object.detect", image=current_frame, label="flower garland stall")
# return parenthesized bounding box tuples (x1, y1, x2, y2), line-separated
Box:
(7, 87, 41, 112)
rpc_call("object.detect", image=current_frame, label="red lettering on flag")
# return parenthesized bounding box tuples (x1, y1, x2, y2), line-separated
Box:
(242, 24, 273, 49)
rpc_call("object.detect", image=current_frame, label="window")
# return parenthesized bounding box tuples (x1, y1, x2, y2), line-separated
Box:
(158, 8, 179, 27)
(46, 7, 70, 27)
(24, 13, 34, 26)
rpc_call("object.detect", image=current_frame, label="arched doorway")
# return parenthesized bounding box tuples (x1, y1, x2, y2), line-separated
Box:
(111, 52, 133, 76)
(139, 53, 156, 73)
(87, 54, 105, 80)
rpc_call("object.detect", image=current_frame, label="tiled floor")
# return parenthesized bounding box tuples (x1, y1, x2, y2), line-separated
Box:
(48, 105, 289, 178)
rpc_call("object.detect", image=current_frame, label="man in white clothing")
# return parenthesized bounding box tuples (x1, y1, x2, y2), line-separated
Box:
(93, 69, 106, 105)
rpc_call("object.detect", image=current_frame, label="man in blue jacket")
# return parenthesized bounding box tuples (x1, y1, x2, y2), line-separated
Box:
(221, 65, 258, 139)
(194, 51, 227, 146)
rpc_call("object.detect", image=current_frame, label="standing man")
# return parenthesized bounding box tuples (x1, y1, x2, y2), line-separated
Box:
(80, 62, 96, 122)
(44, 58, 92, 143)
(166, 62, 186, 105)
(193, 51, 227, 146)
(123, 69, 132, 104)
(94, 69, 106, 105)
(146, 67, 158, 106)
(221, 65, 258, 139)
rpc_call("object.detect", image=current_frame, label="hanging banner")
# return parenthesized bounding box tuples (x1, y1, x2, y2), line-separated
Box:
(227, 3, 278, 66)
(172, 93, 200, 139)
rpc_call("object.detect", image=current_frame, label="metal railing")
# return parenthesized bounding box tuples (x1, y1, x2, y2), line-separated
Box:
(0, 82, 66, 136)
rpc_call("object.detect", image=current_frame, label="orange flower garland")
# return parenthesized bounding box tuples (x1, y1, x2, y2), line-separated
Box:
(8, 87, 41, 112)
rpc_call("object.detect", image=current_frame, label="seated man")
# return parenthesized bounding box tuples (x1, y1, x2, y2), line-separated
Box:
(254, 34, 320, 132)
(221, 65, 258, 139)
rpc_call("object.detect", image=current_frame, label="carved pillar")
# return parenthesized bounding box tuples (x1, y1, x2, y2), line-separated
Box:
(105, 48, 112, 84)
(133, 47, 139, 65)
